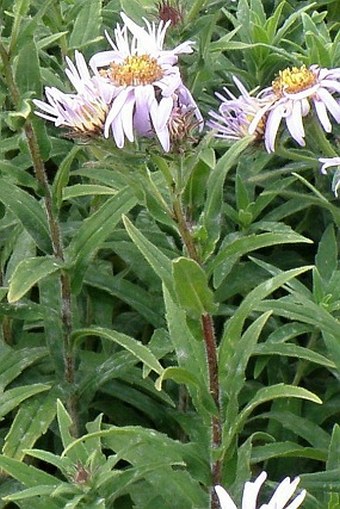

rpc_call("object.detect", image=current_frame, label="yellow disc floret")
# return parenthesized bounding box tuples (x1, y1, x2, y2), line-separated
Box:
(103, 54, 164, 86)
(272, 65, 317, 96)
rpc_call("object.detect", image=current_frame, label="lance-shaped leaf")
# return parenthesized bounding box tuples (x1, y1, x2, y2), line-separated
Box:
(8, 256, 62, 303)
(123, 215, 175, 297)
(207, 231, 312, 288)
(72, 327, 163, 376)
(3, 391, 57, 461)
(0, 384, 50, 421)
(67, 188, 137, 293)
(201, 137, 252, 257)
(223, 384, 322, 452)
(0, 455, 58, 487)
(0, 180, 51, 253)
(172, 257, 216, 318)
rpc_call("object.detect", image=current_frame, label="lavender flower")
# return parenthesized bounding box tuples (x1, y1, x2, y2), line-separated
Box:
(33, 51, 111, 136)
(89, 12, 202, 151)
(249, 65, 340, 152)
(207, 77, 269, 142)
(215, 471, 306, 509)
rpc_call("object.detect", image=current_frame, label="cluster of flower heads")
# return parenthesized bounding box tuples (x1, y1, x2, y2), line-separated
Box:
(33, 12, 203, 152)
(207, 64, 340, 153)
(207, 64, 340, 190)
(215, 471, 306, 509)
(34, 11, 340, 183)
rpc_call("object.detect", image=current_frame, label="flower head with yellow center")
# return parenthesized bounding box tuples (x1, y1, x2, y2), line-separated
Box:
(249, 64, 340, 152)
(33, 51, 111, 136)
(207, 76, 270, 142)
(215, 471, 306, 509)
(89, 12, 202, 151)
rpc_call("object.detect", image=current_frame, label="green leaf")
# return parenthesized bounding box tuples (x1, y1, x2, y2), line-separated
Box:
(16, 39, 41, 95)
(0, 180, 51, 253)
(162, 285, 211, 416)
(224, 384, 322, 451)
(208, 231, 312, 287)
(62, 184, 117, 200)
(172, 257, 216, 318)
(0, 346, 47, 391)
(3, 391, 57, 461)
(327, 425, 340, 471)
(199, 148, 216, 169)
(67, 188, 137, 293)
(316, 224, 337, 281)
(3, 483, 71, 502)
(72, 327, 164, 375)
(219, 266, 313, 366)
(0, 384, 50, 421)
(253, 343, 335, 368)
(8, 256, 62, 303)
(68, 0, 102, 49)
(155, 366, 201, 392)
(84, 266, 164, 328)
(0, 455, 58, 487)
(36, 32, 69, 50)
(52, 146, 82, 210)
(202, 137, 252, 256)
(54, 400, 91, 468)
(123, 215, 175, 297)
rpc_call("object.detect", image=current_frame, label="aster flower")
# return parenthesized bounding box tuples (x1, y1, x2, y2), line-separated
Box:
(215, 471, 306, 509)
(249, 65, 340, 153)
(207, 76, 269, 142)
(33, 51, 111, 136)
(89, 12, 202, 151)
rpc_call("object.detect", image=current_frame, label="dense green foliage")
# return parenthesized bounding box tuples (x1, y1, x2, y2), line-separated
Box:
(1, 0, 340, 508)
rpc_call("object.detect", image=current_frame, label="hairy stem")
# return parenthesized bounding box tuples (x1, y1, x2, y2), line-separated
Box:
(172, 193, 222, 506)
(0, 41, 77, 434)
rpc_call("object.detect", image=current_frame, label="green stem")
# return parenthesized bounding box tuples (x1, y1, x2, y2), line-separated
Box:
(0, 40, 77, 434)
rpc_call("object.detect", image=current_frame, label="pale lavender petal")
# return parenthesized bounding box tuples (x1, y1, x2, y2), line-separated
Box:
(319, 157, 340, 174)
(314, 99, 332, 132)
(285, 490, 306, 509)
(75, 51, 91, 81)
(120, 12, 154, 52)
(155, 126, 170, 152)
(104, 88, 131, 137)
(110, 115, 125, 148)
(320, 79, 340, 93)
(316, 87, 340, 121)
(283, 83, 319, 100)
(215, 485, 237, 509)
(134, 85, 153, 136)
(233, 76, 251, 97)
(285, 100, 305, 146)
(265, 477, 300, 508)
(120, 92, 135, 142)
(154, 96, 173, 131)
(264, 105, 285, 152)
(155, 71, 182, 96)
(172, 41, 194, 54)
(89, 51, 123, 73)
(242, 472, 267, 509)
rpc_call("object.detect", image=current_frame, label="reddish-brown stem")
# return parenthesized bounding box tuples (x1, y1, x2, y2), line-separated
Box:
(173, 196, 222, 507)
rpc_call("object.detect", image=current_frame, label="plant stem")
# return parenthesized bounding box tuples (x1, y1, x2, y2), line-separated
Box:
(0, 41, 78, 434)
(172, 190, 222, 507)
